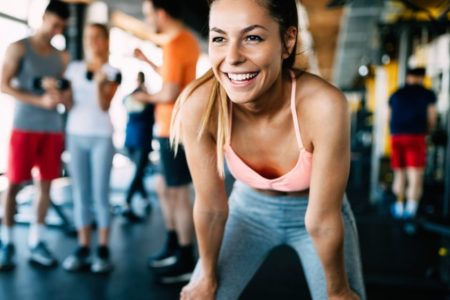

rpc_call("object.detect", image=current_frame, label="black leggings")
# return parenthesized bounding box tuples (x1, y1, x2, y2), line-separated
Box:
(126, 148, 151, 204)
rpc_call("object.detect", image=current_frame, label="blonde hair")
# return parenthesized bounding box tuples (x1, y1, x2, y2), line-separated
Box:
(170, 69, 230, 177)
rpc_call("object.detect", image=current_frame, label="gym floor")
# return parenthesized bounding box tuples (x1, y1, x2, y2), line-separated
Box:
(0, 162, 449, 300)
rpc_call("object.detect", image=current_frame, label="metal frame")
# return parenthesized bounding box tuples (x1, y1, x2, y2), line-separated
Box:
(0, 12, 28, 25)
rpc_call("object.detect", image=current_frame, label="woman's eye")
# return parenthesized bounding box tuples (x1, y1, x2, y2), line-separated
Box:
(245, 35, 263, 42)
(211, 36, 225, 43)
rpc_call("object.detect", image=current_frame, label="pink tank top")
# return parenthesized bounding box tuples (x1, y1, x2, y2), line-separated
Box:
(224, 71, 313, 192)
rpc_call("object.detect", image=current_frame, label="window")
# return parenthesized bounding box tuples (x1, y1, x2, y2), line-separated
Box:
(0, 17, 29, 173)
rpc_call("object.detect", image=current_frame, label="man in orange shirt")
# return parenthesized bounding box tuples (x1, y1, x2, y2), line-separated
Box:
(134, 0, 200, 284)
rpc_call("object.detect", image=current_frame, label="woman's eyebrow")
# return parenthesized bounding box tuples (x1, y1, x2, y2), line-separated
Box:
(242, 24, 268, 33)
(210, 27, 226, 34)
(209, 24, 268, 35)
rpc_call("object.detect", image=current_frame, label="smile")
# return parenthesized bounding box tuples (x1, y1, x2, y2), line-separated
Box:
(225, 72, 259, 83)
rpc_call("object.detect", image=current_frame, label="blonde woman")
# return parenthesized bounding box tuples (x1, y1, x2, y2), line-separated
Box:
(172, 0, 366, 299)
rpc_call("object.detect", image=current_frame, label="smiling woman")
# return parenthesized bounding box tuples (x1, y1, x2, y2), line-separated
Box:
(171, 0, 366, 299)
(208, 0, 297, 103)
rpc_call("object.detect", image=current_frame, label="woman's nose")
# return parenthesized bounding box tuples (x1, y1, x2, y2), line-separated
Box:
(225, 42, 245, 66)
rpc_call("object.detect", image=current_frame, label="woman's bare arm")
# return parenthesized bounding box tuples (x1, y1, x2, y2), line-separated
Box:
(302, 79, 357, 299)
(179, 82, 228, 297)
(95, 72, 119, 112)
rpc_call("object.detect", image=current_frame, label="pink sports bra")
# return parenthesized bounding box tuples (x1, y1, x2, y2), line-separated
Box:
(224, 71, 313, 192)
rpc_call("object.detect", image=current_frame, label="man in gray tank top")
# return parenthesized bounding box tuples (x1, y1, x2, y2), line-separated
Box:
(0, 0, 72, 271)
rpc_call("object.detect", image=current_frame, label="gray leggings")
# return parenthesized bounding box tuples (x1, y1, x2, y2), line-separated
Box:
(68, 135, 114, 229)
(191, 181, 366, 300)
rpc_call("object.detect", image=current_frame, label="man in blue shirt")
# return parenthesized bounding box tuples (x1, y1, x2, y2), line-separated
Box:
(389, 67, 437, 219)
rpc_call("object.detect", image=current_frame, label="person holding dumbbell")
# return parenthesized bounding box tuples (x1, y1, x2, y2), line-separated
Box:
(0, 0, 71, 271)
(62, 23, 120, 274)
(33, 76, 71, 92)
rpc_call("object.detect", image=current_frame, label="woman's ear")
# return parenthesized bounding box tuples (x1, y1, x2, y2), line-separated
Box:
(282, 26, 297, 59)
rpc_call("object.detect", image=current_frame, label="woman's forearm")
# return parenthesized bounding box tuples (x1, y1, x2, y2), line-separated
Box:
(61, 89, 73, 110)
(307, 213, 349, 297)
(96, 82, 114, 111)
(194, 201, 228, 280)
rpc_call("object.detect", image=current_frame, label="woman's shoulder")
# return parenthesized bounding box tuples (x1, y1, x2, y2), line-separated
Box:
(66, 60, 85, 72)
(294, 70, 347, 112)
(102, 63, 120, 75)
(293, 70, 348, 142)
(68, 60, 84, 67)
(179, 71, 215, 119)
(65, 60, 84, 77)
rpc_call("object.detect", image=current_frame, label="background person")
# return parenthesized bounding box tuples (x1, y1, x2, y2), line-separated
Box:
(133, 0, 200, 283)
(389, 67, 437, 219)
(62, 23, 120, 274)
(122, 71, 155, 222)
(0, 0, 71, 270)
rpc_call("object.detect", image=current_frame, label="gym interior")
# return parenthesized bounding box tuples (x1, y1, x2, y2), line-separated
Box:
(0, 0, 449, 299)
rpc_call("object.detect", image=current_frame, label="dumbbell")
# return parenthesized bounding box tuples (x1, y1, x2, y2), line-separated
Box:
(33, 77, 70, 91)
(86, 70, 122, 84)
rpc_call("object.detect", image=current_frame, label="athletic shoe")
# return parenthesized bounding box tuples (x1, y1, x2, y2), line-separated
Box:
(91, 246, 113, 273)
(148, 232, 179, 268)
(29, 242, 58, 267)
(134, 197, 152, 216)
(63, 247, 91, 272)
(404, 200, 418, 219)
(0, 243, 15, 271)
(391, 202, 404, 219)
(148, 246, 178, 268)
(122, 208, 143, 223)
(155, 253, 195, 284)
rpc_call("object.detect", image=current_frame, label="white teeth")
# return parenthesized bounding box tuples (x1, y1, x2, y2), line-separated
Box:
(227, 72, 258, 81)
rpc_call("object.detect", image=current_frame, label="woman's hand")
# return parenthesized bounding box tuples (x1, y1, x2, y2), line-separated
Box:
(94, 70, 108, 85)
(133, 48, 148, 62)
(180, 277, 217, 300)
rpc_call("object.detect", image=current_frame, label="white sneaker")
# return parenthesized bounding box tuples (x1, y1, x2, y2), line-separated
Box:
(91, 256, 113, 273)
(132, 197, 151, 218)
(404, 200, 418, 219)
(391, 202, 404, 219)
(29, 242, 58, 267)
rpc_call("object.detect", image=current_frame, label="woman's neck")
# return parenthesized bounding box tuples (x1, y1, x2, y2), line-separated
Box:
(237, 70, 290, 119)
(86, 56, 107, 70)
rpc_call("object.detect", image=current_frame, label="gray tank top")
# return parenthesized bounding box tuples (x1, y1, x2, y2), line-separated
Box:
(13, 38, 64, 132)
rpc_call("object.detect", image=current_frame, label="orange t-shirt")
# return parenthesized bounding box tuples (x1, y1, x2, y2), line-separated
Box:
(156, 29, 200, 137)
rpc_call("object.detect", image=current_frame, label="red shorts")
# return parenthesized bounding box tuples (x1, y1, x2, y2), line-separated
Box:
(7, 129, 64, 184)
(390, 134, 426, 169)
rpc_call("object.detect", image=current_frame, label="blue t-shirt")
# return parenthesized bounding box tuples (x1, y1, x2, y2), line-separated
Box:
(389, 84, 436, 135)
(124, 88, 155, 150)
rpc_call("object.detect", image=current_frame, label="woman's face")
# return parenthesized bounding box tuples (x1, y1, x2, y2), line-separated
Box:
(84, 26, 109, 59)
(209, 0, 291, 104)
